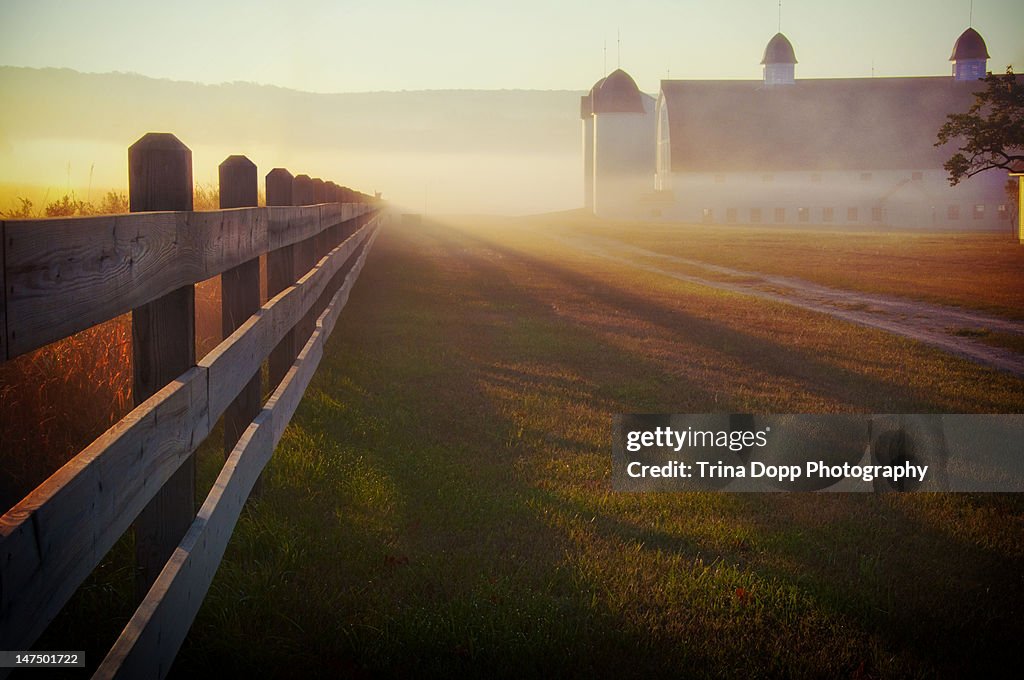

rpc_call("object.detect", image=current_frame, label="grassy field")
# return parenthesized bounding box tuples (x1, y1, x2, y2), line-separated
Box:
(31, 215, 1024, 678)
(541, 212, 1024, 318)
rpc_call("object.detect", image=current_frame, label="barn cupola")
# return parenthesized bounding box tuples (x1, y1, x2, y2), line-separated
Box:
(950, 27, 989, 81)
(761, 33, 797, 86)
(592, 69, 645, 113)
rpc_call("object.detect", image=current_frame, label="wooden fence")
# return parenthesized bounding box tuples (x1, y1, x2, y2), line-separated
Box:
(0, 132, 385, 678)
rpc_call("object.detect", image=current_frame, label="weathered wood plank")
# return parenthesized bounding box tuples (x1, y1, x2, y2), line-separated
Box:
(320, 218, 381, 341)
(4, 209, 249, 358)
(199, 222, 372, 421)
(3, 203, 351, 360)
(270, 339, 323, 446)
(323, 202, 341, 225)
(200, 310, 273, 427)
(95, 410, 274, 680)
(262, 214, 379, 448)
(0, 367, 210, 652)
(94, 217, 382, 680)
(341, 205, 357, 241)
(0, 214, 381, 659)
(266, 205, 319, 252)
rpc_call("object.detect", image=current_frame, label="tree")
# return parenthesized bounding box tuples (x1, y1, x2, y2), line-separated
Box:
(936, 67, 1024, 186)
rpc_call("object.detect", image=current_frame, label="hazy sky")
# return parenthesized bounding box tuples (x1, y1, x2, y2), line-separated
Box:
(1, 0, 1022, 93)
(2, 1, 1022, 215)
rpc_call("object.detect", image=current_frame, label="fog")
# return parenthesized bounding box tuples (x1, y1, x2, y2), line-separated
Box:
(0, 67, 583, 215)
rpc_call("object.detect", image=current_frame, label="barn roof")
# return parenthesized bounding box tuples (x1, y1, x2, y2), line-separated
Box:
(658, 76, 1006, 172)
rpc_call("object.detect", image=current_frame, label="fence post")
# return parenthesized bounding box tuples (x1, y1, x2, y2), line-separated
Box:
(128, 132, 196, 597)
(293, 174, 315, 206)
(312, 178, 331, 319)
(219, 155, 262, 489)
(293, 175, 316, 347)
(326, 181, 341, 249)
(267, 168, 295, 391)
(311, 178, 328, 310)
(334, 182, 344, 246)
(338, 185, 351, 240)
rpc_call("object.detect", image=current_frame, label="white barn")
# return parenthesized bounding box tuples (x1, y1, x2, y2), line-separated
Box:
(581, 27, 1017, 230)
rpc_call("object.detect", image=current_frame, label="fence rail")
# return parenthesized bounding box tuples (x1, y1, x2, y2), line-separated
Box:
(2, 203, 360, 359)
(0, 132, 385, 679)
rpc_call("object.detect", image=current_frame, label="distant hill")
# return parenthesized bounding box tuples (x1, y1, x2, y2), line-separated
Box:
(0, 67, 586, 214)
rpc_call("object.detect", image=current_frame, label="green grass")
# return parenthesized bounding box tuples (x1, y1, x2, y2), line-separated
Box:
(33, 216, 1024, 678)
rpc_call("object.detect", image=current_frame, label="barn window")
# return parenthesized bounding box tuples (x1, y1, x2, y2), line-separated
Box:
(774, 208, 785, 223)
(750, 208, 762, 223)
(797, 207, 809, 222)
(847, 207, 859, 221)
(948, 205, 960, 220)
(973, 204, 984, 220)
(702, 208, 714, 223)
(872, 206, 883, 222)
(998, 204, 1008, 218)
(823, 207, 834, 222)
(726, 207, 738, 223)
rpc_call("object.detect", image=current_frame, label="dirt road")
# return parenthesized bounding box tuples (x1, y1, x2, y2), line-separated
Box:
(565, 235, 1024, 377)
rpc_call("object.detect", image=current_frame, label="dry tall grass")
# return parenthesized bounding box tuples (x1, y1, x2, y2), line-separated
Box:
(0, 317, 133, 509)
(1, 190, 129, 219)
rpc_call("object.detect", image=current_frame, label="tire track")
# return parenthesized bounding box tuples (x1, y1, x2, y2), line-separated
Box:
(562, 235, 1024, 378)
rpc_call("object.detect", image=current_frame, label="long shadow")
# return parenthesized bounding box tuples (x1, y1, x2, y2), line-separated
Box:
(422, 225, 728, 411)
(423, 220, 1024, 674)
(168, 222, 742, 679)
(451, 224, 1017, 413)
(174, 220, 1022, 678)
